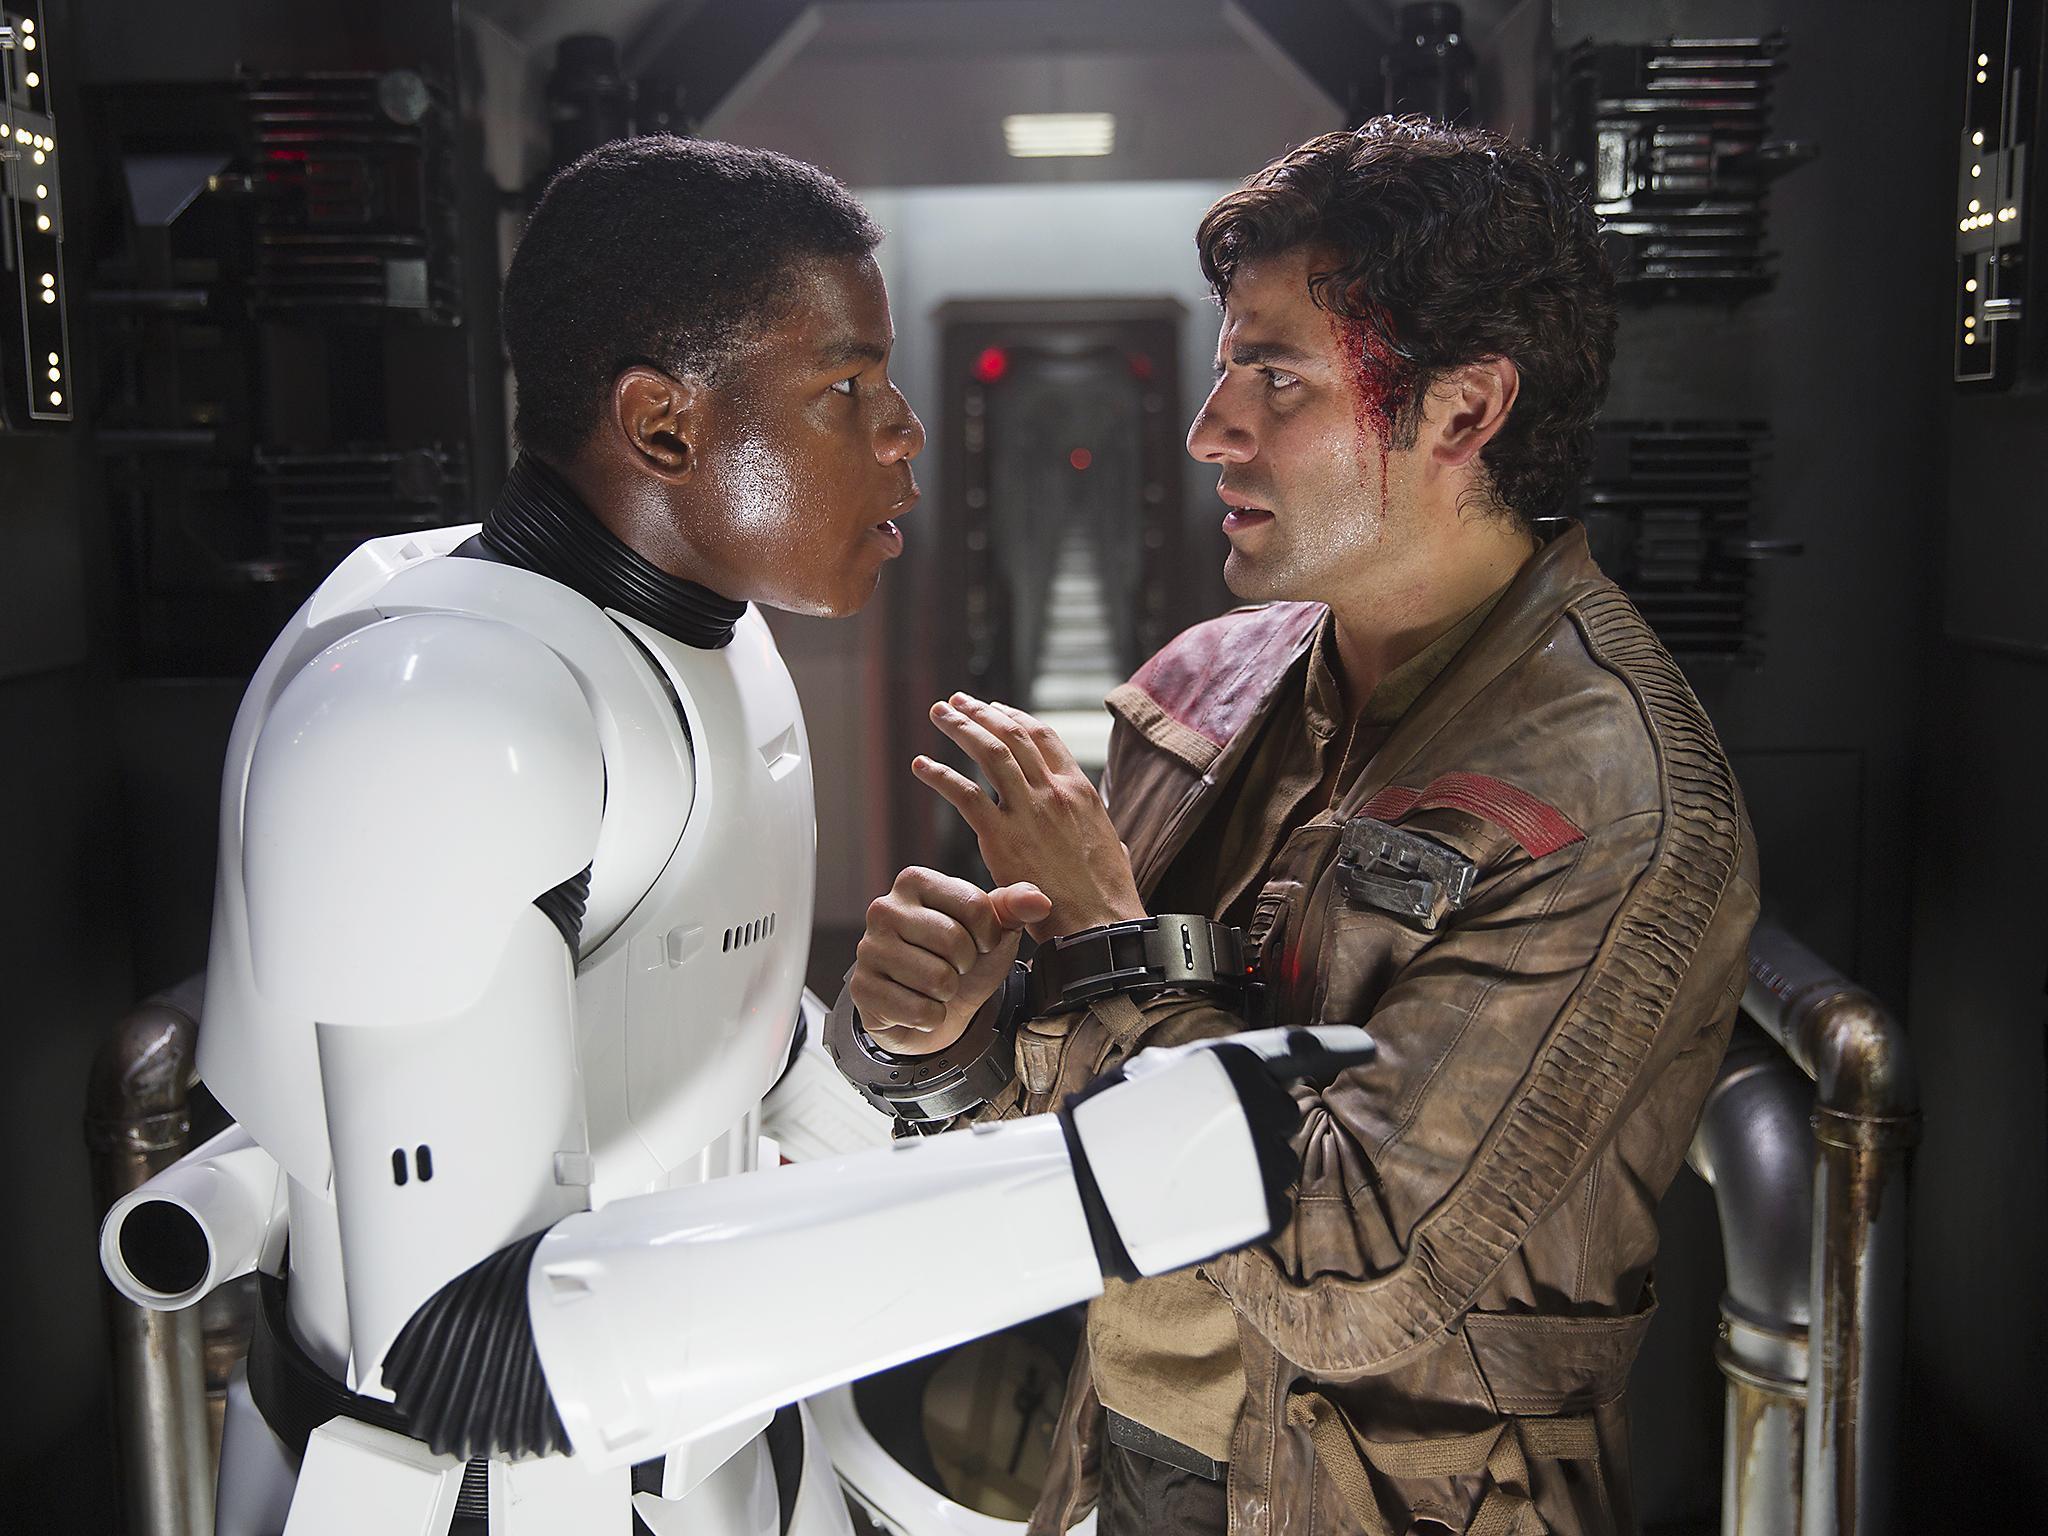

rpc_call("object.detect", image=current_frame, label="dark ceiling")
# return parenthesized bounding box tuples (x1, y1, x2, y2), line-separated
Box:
(466, 0, 1536, 187)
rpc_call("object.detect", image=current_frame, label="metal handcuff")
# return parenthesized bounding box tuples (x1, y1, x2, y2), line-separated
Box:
(825, 914, 1252, 1124)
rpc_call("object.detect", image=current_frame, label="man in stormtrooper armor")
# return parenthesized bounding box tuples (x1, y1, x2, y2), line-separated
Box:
(99, 137, 1359, 1536)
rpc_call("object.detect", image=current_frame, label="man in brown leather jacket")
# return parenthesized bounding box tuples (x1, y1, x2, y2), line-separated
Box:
(847, 120, 1758, 1536)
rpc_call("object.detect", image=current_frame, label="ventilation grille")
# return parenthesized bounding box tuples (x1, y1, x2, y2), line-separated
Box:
(246, 71, 462, 319)
(1563, 420, 1790, 663)
(1556, 34, 1814, 299)
(254, 445, 469, 575)
(723, 913, 778, 953)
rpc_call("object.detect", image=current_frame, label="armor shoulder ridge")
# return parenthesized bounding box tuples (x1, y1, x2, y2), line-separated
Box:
(240, 611, 604, 1025)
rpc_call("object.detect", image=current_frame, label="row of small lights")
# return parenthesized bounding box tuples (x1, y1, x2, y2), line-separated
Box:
(5, 15, 54, 252)
(1960, 126, 2014, 233)
(5, 21, 62, 407)
(1963, 84, 1993, 354)
(36, 268, 59, 400)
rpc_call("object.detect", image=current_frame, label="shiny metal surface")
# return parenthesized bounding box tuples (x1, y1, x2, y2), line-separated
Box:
(85, 976, 213, 1536)
(1692, 1018, 1814, 1536)
(1737, 920, 1919, 1536)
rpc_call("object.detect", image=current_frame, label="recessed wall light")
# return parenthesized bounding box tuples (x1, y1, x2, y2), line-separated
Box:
(1004, 113, 1115, 158)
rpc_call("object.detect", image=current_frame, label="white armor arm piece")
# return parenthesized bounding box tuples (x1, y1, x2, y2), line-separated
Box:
(243, 610, 605, 1397)
(529, 1026, 1368, 1470)
(96, 613, 609, 1394)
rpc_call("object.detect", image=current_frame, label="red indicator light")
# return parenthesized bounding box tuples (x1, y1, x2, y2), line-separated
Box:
(1128, 352, 1155, 380)
(973, 346, 1010, 384)
(1069, 447, 1092, 471)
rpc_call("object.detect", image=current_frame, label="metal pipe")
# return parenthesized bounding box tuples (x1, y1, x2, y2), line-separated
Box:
(1741, 921, 1919, 1536)
(1690, 1018, 1814, 1536)
(85, 976, 212, 1536)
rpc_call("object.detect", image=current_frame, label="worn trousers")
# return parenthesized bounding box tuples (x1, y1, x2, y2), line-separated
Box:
(1097, 1442, 1229, 1536)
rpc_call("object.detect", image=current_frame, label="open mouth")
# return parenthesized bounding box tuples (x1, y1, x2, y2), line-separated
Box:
(872, 487, 919, 548)
(1217, 482, 1272, 533)
(869, 504, 910, 556)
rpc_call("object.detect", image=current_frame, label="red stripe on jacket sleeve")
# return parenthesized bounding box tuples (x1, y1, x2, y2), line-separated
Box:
(1358, 772, 1584, 860)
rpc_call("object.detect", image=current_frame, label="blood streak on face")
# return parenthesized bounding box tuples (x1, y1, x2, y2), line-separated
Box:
(1336, 309, 1410, 506)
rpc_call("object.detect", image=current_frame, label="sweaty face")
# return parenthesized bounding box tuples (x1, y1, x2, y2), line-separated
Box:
(1187, 247, 1421, 604)
(692, 253, 924, 618)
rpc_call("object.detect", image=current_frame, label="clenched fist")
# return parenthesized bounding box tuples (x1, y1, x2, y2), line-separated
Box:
(850, 866, 1053, 1056)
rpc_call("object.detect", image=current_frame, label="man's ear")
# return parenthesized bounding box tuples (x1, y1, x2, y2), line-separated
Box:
(609, 365, 707, 483)
(1429, 357, 1520, 469)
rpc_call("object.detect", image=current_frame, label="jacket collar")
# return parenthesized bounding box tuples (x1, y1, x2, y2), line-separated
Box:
(1107, 601, 1324, 775)
(1111, 523, 1604, 775)
(1330, 521, 1608, 818)
(1106, 524, 1608, 892)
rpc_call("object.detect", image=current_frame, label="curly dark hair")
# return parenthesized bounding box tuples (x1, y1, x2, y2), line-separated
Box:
(503, 136, 881, 463)
(1196, 118, 1615, 522)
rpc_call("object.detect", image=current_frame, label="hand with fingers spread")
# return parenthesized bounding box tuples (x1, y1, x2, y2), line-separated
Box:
(914, 692, 1147, 941)
(850, 866, 1053, 1056)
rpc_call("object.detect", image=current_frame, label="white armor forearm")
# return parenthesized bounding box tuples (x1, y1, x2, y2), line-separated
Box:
(528, 1112, 1102, 1469)
(525, 1028, 1363, 1471)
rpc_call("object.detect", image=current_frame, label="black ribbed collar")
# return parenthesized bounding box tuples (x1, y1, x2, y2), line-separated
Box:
(477, 454, 747, 650)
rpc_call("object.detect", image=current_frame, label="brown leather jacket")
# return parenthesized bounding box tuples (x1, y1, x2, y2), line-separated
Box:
(991, 528, 1758, 1536)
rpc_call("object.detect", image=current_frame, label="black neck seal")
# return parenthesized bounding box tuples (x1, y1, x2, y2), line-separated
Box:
(480, 454, 747, 650)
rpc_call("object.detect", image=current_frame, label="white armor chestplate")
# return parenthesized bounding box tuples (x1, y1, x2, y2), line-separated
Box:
(197, 525, 814, 1380)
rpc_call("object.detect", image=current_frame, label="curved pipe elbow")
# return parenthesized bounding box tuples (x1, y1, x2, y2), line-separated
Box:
(1742, 919, 1918, 1127)
(84, 981, 204, 1155)
(1797, 989, 1917, 1124)
(1690, 1021, 1815, 1332)
(99, 1124, 284, 1312)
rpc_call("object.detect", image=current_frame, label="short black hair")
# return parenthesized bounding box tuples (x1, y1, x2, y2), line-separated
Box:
(502, 136, 882, 463)
(1198, 118, 1616, 523)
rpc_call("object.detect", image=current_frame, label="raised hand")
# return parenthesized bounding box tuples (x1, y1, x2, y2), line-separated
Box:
(914, 693, 1145, 941)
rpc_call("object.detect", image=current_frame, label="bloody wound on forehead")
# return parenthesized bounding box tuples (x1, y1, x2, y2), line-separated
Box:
(1336, 306, 1411, 503)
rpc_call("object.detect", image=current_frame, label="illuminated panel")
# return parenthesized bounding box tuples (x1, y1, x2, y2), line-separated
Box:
(1956, 0, 2036, 389)
(1, 0, 71, 426)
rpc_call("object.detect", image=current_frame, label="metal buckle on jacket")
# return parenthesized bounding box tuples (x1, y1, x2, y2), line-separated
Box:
(1337, 816, 1475, 931)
